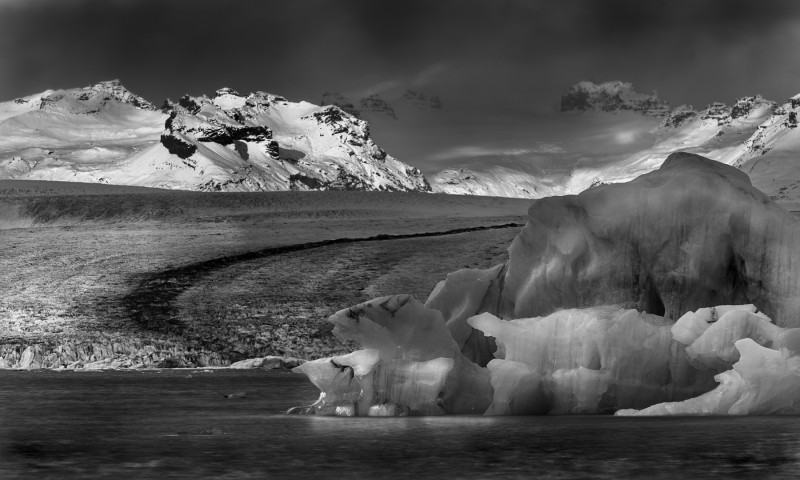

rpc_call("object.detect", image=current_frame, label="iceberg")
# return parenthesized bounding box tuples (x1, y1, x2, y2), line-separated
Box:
(292, 152, 800, 415)
(291, 295, 491, 416)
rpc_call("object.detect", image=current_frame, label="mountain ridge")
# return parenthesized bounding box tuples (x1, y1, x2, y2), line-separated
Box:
(0, 81, 430, 193)
(433, 82, 800, 208)
(320, 89, 443, 120)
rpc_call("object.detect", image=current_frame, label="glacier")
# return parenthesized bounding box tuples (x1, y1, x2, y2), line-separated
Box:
(292, 152, 800, 416)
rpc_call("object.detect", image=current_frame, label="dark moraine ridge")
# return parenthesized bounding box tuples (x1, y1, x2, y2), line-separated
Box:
(123, 223, 524, 335)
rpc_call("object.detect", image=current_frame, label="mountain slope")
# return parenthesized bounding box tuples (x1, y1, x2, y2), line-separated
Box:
(0, 81, 430, 192)
(432, 81, 800, 208)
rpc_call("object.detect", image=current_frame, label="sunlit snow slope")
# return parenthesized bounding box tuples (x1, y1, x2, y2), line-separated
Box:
(0, 81, 430, 192)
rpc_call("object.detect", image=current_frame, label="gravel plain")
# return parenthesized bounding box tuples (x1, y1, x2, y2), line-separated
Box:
(0, 181, 531, 368)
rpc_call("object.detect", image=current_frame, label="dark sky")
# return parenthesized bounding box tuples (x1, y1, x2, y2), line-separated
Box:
(3, 0, 800, 108)
(3, 0, 800, 172)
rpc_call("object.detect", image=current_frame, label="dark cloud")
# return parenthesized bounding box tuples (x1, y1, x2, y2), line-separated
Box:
(2, 0, 800, 171)
(3, 0, 800, 105)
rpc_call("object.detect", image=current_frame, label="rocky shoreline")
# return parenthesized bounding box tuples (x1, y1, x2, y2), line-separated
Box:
(0, 340, 306, 371)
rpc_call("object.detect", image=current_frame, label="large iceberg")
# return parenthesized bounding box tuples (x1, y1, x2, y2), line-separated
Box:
(291, 153, 800, 415)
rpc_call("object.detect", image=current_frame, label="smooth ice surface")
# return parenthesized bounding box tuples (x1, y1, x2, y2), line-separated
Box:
(618, 309, 800, 415)
(425, 264, 505, 366)
(499, 153, 800, 325)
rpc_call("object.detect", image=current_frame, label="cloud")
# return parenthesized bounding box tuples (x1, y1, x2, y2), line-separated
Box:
(432, 146, 534, 161)
(352, 80, 403, 99)
(3, 0, 800, 107)
(412, 64, 448, 88)
(432, 141, 568, 161)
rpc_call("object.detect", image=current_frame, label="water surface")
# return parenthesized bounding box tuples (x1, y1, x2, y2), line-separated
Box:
(1, 369, 799, 479)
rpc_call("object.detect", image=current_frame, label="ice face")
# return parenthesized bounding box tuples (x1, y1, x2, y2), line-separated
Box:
(292, 295, 491, 416)
(292, 153, 800, 415)
(617, 337, 800, 416)
(425, 264, 506, 366)
(294, 300, 789, 416)
(471, 308, 697, 413)
(683, 309, 782, 371)
(618, 308, 800, 415)
(500, 153, 800, 324)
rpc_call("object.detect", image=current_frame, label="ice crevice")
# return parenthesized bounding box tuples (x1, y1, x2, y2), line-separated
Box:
(290, 152, 800, 416)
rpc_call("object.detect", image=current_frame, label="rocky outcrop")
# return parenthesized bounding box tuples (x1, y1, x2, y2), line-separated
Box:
(657, 105, 698, 129)
(320, 92, 360, 117)
(0, 339, 311, 371)
(160, 112, 198, 159)
(359, 94, 397, 119)
(401, 89, 443, 109)
(319, 90, 444, 120)
(692, 96, 775, 127)
(560, 81, 670, 116)
(0, 340, 229, 370)
(44, 79, 157, 112)
(731, 95, 774, 119)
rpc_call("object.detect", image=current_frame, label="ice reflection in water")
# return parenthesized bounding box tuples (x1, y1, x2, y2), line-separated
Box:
(295, 414, 800, 479)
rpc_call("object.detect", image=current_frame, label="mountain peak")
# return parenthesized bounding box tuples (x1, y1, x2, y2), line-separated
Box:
(401, 89, 443, 109)
(560, 81, 670, 116)
(26, 79, 158, 113)
(94, 79, 123, 89)
(359, 94, 397, 119)
(215, 87, 241, 97)
(319, 89, 444, 120)
(321, 92, 360, 117)
(85, 80, 157, 110)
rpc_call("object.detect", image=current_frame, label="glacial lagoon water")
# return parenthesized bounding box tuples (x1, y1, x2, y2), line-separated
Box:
(2, 369, 800, 479)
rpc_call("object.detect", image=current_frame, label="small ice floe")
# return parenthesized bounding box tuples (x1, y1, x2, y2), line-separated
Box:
(224, 391, 247, 399)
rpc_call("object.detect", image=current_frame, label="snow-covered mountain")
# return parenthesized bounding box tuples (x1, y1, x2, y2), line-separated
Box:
(6, 79, 798, 204)
(0, 80, 430, 192)
(578, 93, 800, 208)
(433, 81, 800, 208)
(623, 94, 800, 208)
